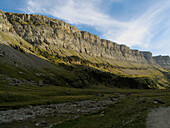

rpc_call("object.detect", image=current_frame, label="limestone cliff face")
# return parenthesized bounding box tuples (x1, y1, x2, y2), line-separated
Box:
(0, 10, 14, 32)
(141, 51, 155, 64)
(1, 10, 170, 89)
(153, 56, 170, 69)
(0, 10, 169, 68)
(4, 12, 150, 64)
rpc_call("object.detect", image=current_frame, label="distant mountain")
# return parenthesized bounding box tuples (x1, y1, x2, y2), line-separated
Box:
(0, 10, 169, 89)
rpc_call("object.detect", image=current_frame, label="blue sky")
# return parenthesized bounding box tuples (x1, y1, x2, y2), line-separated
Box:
(0, 0, 170, 56)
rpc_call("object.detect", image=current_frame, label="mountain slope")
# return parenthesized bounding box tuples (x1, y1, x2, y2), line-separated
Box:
(0, 10, 169, 89)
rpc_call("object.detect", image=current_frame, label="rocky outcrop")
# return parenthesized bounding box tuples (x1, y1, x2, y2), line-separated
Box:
(0, 10, 169, 88)
(4, 11, 150, 64)
(141, 51, 155, 64)
(153, 56, 170, 69)
(0, 10, 14, 32)
(0, 10, 169, 69)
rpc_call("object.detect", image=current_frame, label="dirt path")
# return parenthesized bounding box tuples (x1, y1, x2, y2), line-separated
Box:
(147, 107, 170, 128)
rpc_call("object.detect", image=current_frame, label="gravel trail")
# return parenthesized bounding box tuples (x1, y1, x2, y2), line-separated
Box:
(147, 107, 170, 128)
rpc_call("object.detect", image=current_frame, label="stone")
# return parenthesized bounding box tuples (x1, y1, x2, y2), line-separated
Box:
(0, 97, 119, 124)
(134, 98, 138, 101)
(101, 111, 104, 114)
(35, 123, 40, 127)
(137, 98, 146, 104)
(35, 73, 45, 77)
(48, 123, 57, 128)
(0, 53, 3, 57)
(99, 114, 105, 117)
(65, 90, 71, 94)
(40, 120, 48, 126)
(153, 99, 165, 104)
(18, 72, 23, 75)
(38, 81, 44, 86)
(153, 101, 158, 104)
(10, 78, 21, 86)
(19, 118, 23, 121)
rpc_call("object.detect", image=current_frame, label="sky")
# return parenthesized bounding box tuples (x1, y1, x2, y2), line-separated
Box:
(0, 0, 170, 56)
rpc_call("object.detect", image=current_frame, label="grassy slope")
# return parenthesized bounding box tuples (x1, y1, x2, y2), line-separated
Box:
(0, 81, 115, 110)
(0, 65, 156, 110)
(0, 60, 167, 110)
(0, 31, 169, 89)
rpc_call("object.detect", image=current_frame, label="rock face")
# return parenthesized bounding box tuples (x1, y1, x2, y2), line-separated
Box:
(0, 10, 14, 32)
(153, 56, 170, 69)
(4, 11, 150, 64)
(141, 51, 155, 64)
(0, 10, 169, 70)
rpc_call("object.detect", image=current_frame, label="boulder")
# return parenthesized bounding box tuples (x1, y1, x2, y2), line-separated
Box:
(10, 78, 21, 86)
(18, 72, 23, 75)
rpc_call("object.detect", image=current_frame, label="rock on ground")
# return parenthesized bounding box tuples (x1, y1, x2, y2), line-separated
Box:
(0, 97, 118, 124)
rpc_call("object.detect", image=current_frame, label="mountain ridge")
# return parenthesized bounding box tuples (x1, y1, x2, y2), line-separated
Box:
(0, 9, 169, 88)
(1, 10, 169, 68)
(3, 10, 169, 66)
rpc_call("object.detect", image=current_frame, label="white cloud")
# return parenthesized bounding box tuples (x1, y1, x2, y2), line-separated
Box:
(24, 0, 170, 55)
(25, 0, 128, 38)
(26, 0, 125, 26)
(107, 1, 170, 47)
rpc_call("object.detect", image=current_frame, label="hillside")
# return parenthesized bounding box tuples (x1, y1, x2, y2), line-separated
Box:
(0, 9, 169, 89)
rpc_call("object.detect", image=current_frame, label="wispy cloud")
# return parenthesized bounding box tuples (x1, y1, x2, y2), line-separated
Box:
(24, 0, 170, 55)
(113, 1, 170, 47)
(26, 0, 125, 26)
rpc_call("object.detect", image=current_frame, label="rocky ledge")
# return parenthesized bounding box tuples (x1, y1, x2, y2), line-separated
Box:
(153, 55, 170, 69)
(0, 10, 157, 64)
(1, 10, 170, 67)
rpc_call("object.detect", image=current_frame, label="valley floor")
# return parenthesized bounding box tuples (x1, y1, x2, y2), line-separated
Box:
(0, 82, 170, 128)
